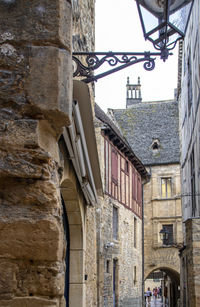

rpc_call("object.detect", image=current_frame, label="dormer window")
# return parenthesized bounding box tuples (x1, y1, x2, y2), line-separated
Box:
(152, 142, 159, 150)
(151, 139, 160, 151)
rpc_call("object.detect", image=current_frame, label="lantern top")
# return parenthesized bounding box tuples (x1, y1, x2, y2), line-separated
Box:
(138, 0, 193, 17)
(136, 0, 194, 60)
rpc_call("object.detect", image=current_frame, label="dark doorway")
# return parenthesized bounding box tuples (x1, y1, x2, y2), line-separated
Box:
(61, 195, 70, 307)
(113, 259, 118, 307)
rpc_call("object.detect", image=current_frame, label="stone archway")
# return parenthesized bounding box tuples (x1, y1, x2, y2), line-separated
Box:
(61, 175, 86, 307)
(145, 266, 180, 307)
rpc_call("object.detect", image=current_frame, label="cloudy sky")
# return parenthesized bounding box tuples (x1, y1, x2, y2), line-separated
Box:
(95, 0, 179, 111)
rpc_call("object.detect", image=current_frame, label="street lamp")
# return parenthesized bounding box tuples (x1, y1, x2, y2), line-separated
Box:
(159, 227, 170, 244)
(73, 0, 194, 83)
(136, 0, 194, 61)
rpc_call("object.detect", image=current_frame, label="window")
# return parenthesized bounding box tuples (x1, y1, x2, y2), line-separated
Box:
(137, 176, 142, 205)
(106, 260, 110, 273)
(190, 149, 196, 216)
(162, 224, 173, 246)
(133, 266, 137, 284)
(187, 49, 193, 114)
(113, 206, 118, 240)
(161, 178, 172, 198)
(134, 217, 137, 248)
(125, 160, 129, 174)
(132, 170, 136, 200)
(111, 148, 118, 184)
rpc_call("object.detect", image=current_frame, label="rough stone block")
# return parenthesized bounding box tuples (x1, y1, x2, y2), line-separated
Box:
(0, 43, 28, 106)
(25, 46, 72, 127)
(0, 262, 18, 299)
(16, 262, 65, 297)
(0, 297, 59, 307)
(0, 119, 39, 149)
(0, 218, 64, 261)
(0, 179, 61, 209)
(0, 45, 72, 129)
(0, 148, 54, 180)
(0, 0, 72, 50)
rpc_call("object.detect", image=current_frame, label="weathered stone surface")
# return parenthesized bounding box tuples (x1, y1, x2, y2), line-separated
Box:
(0, 119, 39, 149)
(0, 44, 28, 106)
(0, 262, 18, 299)
(0, 179, 60, 209)
(0, 218, 64, 261)
(0, 0, 72, 49)
(25, 46, 72, 127)
(0, 148, 55, 179)
(0, 297, 59, 307)
(16, 262, 64, 297)
(0, 44, 72, 129)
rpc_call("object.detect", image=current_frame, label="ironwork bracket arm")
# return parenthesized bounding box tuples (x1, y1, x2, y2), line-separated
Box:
(72, 51, 163, 83)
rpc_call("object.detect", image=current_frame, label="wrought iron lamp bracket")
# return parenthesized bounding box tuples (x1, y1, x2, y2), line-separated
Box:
(72, 51, 168, 83)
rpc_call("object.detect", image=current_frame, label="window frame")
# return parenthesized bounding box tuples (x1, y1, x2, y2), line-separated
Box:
(162, 224, 173, 246)
(113, 206, 119, 240)
(161, 177, 172, 199)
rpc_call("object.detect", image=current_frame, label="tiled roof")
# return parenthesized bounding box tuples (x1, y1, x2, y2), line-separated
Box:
(95, 103, 148, 178)
(111, 100, 180, 166)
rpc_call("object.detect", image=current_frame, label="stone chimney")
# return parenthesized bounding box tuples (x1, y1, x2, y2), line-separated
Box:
(126, 77, 142, 108)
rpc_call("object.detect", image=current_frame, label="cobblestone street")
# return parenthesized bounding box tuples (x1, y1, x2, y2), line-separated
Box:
(146, 297, 166, 306)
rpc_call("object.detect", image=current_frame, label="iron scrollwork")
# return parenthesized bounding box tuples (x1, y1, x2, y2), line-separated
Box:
(72, 51, 162, 83)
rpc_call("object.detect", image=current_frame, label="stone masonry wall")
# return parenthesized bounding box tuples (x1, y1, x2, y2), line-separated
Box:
(144, 164, 182, 279)
(184, 218, 200, 306)
(98, 196, 142, 307)
(0, 0, 72, 306)
(95, 125, 143, 307)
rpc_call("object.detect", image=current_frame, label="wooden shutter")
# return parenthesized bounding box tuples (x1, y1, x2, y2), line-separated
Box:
(137, 176, 142, 205)
(111, 148, 118, 184)
(132, 170, 136, 199)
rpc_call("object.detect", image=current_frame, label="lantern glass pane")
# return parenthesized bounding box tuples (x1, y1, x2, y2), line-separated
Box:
(140, 5, 159, 34)
(169, 2, 193, 34)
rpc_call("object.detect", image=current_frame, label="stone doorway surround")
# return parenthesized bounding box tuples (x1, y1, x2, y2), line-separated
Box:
(61, 165, 86, 307)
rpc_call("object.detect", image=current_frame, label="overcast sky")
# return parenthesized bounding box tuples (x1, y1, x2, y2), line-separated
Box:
(95, 0, 178, 112)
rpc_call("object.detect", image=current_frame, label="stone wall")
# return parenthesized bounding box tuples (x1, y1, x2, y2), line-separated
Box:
(0, 0, 98, 306)
(184, 218, 200, 306)
(179, 0, 200, 305)
(143, 164, 182, 281)
(95, 125, 143, 307)
(0, 0, 73, 305)
(98, 196, 142, 307)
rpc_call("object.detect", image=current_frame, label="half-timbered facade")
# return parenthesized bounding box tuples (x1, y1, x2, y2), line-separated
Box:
(104, 134, 142, 218)
(95, 103, 148, 307)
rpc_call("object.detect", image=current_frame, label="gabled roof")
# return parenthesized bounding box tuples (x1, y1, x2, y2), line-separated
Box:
(95, 103, 148, 178)
(111, 100, 180, 166)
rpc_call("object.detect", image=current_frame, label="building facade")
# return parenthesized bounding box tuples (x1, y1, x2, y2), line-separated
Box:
(0, 0, 102, 306)
(178, 0, 200, 305)
(110, 78, 183, 306)
(95, 104, 148, 307)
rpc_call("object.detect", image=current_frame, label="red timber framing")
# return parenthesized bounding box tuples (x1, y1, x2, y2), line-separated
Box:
(104, 135, 142, 219)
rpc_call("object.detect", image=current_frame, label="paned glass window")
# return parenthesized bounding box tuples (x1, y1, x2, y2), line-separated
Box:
(161, 178, 172, 198)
